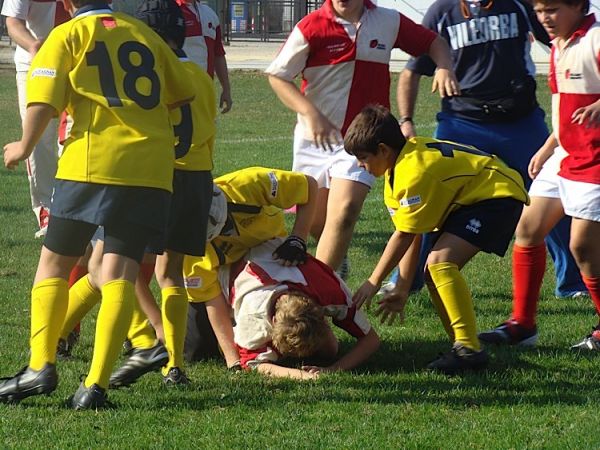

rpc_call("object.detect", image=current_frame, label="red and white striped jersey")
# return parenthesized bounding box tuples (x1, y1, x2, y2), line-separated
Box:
(265, 0, 436, 138)
(226, 240, 371, 369)
(1, 0, 70, 71)
(175, 0, 225, 78)
(549, 14, 600, 184)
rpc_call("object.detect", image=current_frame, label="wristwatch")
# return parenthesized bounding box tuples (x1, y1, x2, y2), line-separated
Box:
(399, 117, 413, 125)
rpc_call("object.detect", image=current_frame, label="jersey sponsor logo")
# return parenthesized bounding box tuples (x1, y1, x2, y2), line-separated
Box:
(326, 42, 348, 54)
(30, 68, 57, 78)
(268, 171, 279, 197)
(369, 39, 386, 50)
(184, 277, 202, 288)
(399, 195, 421, 207)
(466, 218, 482, 234)
(565, 69, 583, 80)
(446, 13, 519, 50)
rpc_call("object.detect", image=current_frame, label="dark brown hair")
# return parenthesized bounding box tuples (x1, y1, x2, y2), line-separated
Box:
(344, 105, 405, 156)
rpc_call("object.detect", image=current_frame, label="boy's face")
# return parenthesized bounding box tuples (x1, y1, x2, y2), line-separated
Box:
(534, 1, 585, 39)
(354, 144, 393, 177)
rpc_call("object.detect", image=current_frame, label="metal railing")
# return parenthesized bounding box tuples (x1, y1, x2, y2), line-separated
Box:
(224, 0, 321, 42)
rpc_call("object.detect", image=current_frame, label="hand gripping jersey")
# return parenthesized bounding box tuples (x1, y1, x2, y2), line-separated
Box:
(172, 52, 217, 171)
(406, 0, 550, 122)
(224, 240, 371, 369)
(183, 167, 310, 300)
(26, 6, 195, 191)
(1, 0, 70, 71)
(548, 14, 600, 185)
(384, 137, 529, 233)
(175, 0, 225, 77)
(265, 0, 436, 138)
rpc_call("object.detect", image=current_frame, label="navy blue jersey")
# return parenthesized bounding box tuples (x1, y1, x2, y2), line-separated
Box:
(406, 0, 550, 121)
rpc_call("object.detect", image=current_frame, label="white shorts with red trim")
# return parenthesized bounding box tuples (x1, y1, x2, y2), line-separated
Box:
(292, 129, 375, 189)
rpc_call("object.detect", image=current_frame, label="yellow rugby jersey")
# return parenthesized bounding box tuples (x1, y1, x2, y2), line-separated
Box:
(384, 137, 529, 234)
(172, 56, 216, 171)
(184, 167, 309, 301)
(27, 8, 194, 191)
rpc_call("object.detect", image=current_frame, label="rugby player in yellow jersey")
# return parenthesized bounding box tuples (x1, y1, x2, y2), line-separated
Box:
(345, 105, 529, 374)
(1, 0, 194, 409)
(58, 0, 217, 387)
(105, 166, 317, 387)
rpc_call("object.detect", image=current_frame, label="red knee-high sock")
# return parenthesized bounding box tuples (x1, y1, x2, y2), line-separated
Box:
(582, 275, 600, 319)
(68, 265, 88, 334)
(512, 244, 547, 328)
(140, 262, 155, 285)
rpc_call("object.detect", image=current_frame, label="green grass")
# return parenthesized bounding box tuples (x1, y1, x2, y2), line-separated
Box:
(1, 70, 600, 448)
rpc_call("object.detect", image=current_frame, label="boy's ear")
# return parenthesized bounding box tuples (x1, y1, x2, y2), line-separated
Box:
(377, 142, 389, 154)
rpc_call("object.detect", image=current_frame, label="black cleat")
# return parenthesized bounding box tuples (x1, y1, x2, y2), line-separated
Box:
(0, 364, 58, 403)
(57, 330, 80, 359)
(163, 367, 190, 386)
(478, 320, 538, 347)
(109, 342, 168, 388)
(427, 343, 489, 375)
(70, 382, 108, 410)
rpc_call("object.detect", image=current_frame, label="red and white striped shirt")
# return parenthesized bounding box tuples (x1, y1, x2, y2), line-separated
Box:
(227, 240, 371, 369)
(549, 14, 600, 184)
(175, 0, 225, 78)
(265, 0, 436, 139)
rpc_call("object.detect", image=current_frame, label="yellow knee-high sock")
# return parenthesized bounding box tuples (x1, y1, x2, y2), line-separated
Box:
(128, 297, 157, 349)
(60, 275, 101, 340)
(29, 278, 69, 370)
(427, 262, 480, 351)
(85, 280, 135, 389)
(161, 287, 188, 374)
(425, 278, 455, 342)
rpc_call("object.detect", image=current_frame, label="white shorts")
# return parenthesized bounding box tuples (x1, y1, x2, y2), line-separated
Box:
(558, 177, 600, 222)
(528, 149, 565, 199)
(292, 128, 375, 189)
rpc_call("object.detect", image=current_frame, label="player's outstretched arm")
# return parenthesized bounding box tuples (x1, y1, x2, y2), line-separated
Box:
(256, 362, 319, 380)
(4, 103, 55, 169)
(268, 75, 341, 151)
(353, 231, 416, 309)
(303, 328, 380, 374)
(273, 174, 318, 266)
(215, 55, 232, 113)
(427, 36, 460, 98)
(397, 69, 421, 139)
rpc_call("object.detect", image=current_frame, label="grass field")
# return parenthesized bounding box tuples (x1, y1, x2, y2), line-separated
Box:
(1, 70, 600, 449)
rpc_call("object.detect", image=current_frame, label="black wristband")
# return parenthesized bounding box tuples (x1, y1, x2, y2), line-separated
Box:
(399, 117, 413, 125)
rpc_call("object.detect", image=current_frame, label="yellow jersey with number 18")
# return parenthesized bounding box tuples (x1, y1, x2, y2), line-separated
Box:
(384, 137, 529, 234)
(27, 8, 194, 191)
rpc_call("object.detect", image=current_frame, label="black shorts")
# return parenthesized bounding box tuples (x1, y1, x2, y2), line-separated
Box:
(44, 217, 157, 263)
(50, 180, 171, 232)
(440, 197, 524, 256)
(146, 170, 212, 256)
(46, 180, 171, 262)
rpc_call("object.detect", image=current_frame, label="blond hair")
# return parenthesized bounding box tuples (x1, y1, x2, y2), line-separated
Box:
(271, 292, 329, 358)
